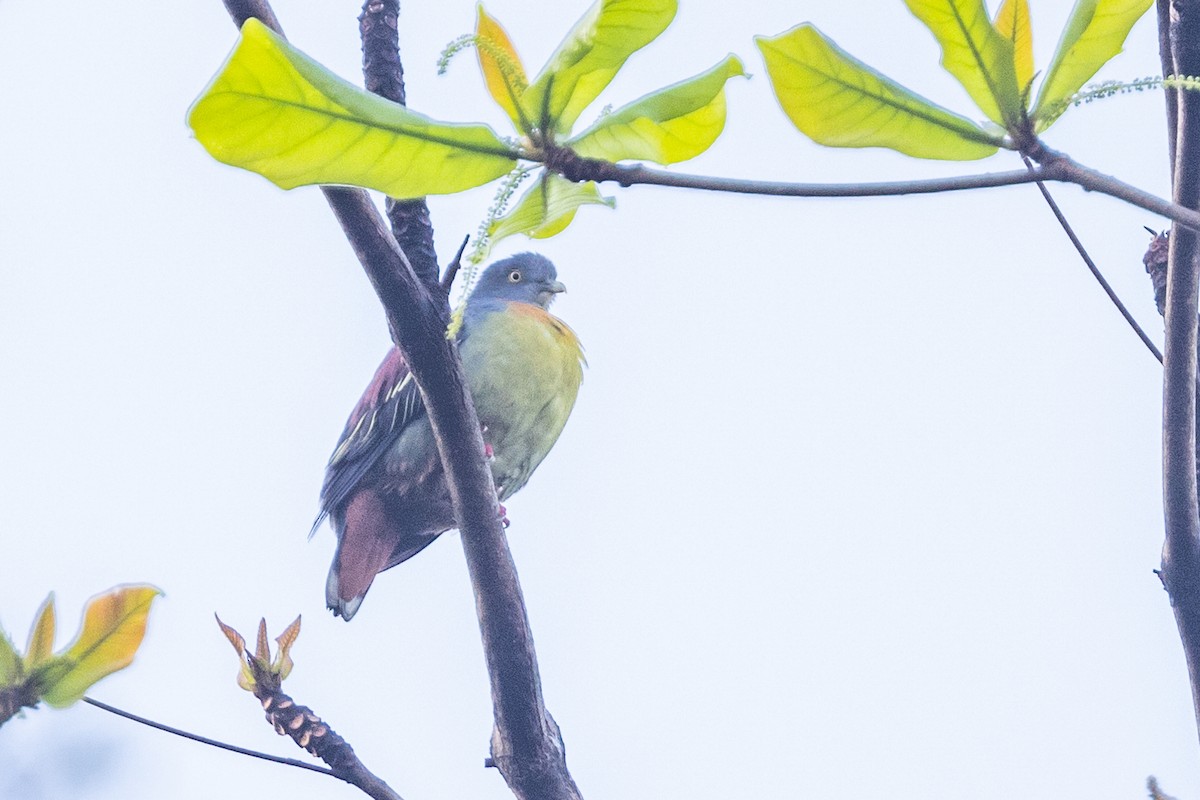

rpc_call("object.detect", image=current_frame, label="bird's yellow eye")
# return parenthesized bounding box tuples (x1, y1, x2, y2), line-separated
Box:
(508, 270, 522, 283)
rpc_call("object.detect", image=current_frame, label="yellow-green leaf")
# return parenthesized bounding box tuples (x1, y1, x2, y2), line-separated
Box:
(490, 173, 614, 243)
(568, 55, 745, 164)
(756, 25, 1001, 161)
(905, 0, 1022, 126)
(0, 630, 21, 685)
(993, 0, 1034, 92)
(476, 5, 528, 128)
(38, 585, 161, 708)
(23, 594, 55, 670)
(1031, 0, 1153, 128)
(189, 19, 518, 199)
(522, 0, 677, 135)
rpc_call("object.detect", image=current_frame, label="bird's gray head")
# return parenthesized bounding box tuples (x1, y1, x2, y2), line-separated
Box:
(469, 253, 566, 309)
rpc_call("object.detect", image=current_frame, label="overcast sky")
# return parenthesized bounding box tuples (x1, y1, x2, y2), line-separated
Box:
(0, 1, 1193, 799)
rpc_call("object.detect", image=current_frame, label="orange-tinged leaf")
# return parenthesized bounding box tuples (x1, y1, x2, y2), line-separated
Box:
(24, 594, 56, 670)
(255, 618, 270, 663)
(273, 616, 301, 681)
(215, 613, 246, 658)
(39, 585, 160, 708)
(994, 0, 1034, 92)
(476, 4, 528, 128)
(214, 613, 257, 690)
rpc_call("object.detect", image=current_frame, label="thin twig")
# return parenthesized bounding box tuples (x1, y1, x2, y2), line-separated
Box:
(1022, 156, 1164, 363)
(1157, 0, 1179, 171)
(83, 697, 333, 777)
(441, 235, 470, 294)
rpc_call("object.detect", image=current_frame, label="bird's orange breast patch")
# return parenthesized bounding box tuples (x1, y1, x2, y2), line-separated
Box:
(504, 301, 584, 353)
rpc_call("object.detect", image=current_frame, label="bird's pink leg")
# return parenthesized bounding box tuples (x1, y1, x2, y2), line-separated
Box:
(481, 427, 507, 526)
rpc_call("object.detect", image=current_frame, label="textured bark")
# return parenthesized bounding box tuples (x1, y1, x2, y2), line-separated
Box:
(1158, 0, 1200, 745)
(0, 681, 38, 727)
(359, 0, 441, 296)
(220, 3, 583, 797)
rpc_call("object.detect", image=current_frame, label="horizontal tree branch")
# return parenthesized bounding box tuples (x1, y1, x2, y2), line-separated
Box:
(542, 145, 1200, 232)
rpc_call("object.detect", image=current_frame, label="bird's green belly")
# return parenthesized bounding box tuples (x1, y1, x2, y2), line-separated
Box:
(461, 307, 583, 498)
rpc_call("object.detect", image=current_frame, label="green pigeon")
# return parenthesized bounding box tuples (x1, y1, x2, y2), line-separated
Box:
(314, 253, 584, 619)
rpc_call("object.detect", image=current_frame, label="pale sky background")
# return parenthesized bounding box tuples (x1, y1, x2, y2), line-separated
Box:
(0, 1, 1192, 798)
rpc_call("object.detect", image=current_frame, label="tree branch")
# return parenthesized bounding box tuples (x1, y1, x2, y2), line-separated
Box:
(1158, 0, 1200, 744)
(219, 3, 583, 798)
(83, 697, 335, 778)
(1159, 0, 1180, 171)
(1022, 156, 1163, 364)
(542, 148, 1200, 232)
(359, 0, 441, 296)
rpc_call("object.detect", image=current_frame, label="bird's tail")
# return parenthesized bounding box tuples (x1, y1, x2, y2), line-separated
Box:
(325, 493, 396, 620)
(326, 564, 368, 620)
(325, 492, 445, 620)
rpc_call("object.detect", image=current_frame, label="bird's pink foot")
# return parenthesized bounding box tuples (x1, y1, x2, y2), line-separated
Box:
(498, 503, 510, 528)
(484, 442, 494, 461)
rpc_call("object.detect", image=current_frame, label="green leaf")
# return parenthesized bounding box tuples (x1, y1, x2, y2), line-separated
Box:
(756, 25, 1001, 161)
(522, 0, 677, 135)
(38, 586, 160, 708)
(568, 55, 745, 164)
(490, 173, 614, 242)
(0, 629, 21, 685)
(993, 0, 1034, 93)
(23, 594, 55, 670)
(905, 0, 1022, 126)
(1031, 0, 1153, 128)
(189, 19, 518, 199)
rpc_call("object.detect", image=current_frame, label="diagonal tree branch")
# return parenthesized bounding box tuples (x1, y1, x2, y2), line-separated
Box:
(1022, 156, 1164, 364)
(219, 2, 583, 798)
(83, 697, 334, 778)
(1158, 0, 1200, 744)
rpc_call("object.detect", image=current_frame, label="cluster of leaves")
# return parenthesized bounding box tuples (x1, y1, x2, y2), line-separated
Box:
(189, 0, 743, 252)
(215, 614, 301, 693)
(189, 0, 1157, 249)
(0, 586, 160, 726)
(756, 0, 1153, 160)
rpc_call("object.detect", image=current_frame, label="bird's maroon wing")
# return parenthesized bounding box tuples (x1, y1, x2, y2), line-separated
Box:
(312, 346, 426, 533)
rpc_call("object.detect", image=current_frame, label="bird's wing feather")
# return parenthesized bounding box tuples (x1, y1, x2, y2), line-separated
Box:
(312, 347, 426, 532)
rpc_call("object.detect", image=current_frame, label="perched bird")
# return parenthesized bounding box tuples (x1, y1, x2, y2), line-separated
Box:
(314, 253, 585, 620)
